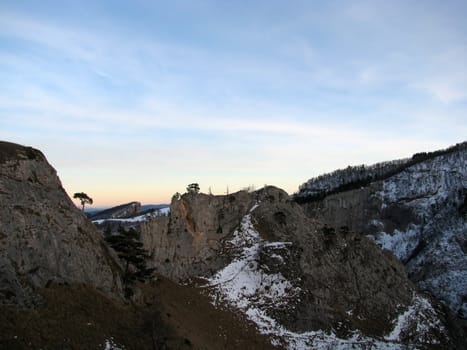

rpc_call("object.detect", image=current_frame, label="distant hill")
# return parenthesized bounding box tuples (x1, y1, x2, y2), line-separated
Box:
(90, 202, 170, 233)
(141, 204, 170, 212)
(89, 201, 141, 220)
(89, 203, 170, 221)
(84, 207, 107, 217)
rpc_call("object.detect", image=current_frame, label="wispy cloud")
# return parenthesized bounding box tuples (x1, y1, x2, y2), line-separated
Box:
(414, 46, 467, 103)
(1, 1, 466, 204)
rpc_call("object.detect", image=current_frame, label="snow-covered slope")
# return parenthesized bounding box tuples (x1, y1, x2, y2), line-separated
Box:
(296, 142, 465, 202)
(203, 204, 449, 349)
(299, 143, 467, 319)
(373, 149, 467, 317)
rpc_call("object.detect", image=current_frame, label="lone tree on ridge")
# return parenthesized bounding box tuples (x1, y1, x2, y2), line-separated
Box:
(186, 183, 200, 194)
(73, 192, 93, 211)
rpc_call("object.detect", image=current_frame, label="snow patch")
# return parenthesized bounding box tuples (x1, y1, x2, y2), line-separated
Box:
(207, 212, 296, 310)
(263, 242, 292, 248)
(373, 224, 420, 261)
(385, 295, 445, 344)
(103, 337, 125, 350)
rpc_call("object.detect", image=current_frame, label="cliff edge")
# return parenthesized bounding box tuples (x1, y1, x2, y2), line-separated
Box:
(0, 141, 122, 306)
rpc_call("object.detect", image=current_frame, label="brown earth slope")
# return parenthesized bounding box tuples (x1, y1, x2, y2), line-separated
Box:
(0, 277, 276, 350)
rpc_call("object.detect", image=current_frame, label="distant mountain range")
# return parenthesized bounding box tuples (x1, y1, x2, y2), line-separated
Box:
(86, 203, 170, 218)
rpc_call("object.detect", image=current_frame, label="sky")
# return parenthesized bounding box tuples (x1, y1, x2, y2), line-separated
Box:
(1, 0, 466, 207)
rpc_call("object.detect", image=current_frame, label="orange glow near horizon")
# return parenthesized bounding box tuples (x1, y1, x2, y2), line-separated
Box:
(64, 185, 174, 207)
(63, 180, 299, 208)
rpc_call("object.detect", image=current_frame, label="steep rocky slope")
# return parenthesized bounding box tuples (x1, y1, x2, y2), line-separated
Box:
(297, 143, 467, 320)
(0, 141, 122, 306)
(142, 186, 458, 348)
(141, 190, 255, 280)
(0, 142, 276, 349)
(0, 278, 276, 350)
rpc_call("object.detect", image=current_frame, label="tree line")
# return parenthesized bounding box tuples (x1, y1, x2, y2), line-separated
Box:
(295, 141, 467, 204)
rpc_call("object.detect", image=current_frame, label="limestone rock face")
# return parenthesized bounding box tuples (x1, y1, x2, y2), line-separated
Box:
(141, 186, 419, 331)
(202, 186, 453, 347)
(251, 187, 413, 333)
(299, 147, 467, 317)
(141, 190, 255, 280)
(0, 141, 122, 306)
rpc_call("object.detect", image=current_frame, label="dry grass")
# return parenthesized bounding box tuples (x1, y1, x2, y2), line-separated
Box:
(0, 276, 278, 350)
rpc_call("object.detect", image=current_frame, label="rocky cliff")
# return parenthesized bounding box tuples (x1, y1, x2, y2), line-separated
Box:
(0, 141, 274, 348)
(141, 190, 255, 280)
(0, 141, 122, 306)
(298, 143, 467, 320)
(141, 186, 458, 348)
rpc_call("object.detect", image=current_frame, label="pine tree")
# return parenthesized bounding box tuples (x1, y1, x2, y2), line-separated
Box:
(105, 226, 154, 297)
(73, 192, 93, 211)
(186, 183, 200, 194)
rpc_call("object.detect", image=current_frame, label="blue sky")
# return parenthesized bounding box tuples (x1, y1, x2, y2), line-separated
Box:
(1, 0, 466, 206)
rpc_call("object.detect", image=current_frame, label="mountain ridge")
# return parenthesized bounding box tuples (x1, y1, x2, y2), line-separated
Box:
(297, 142, 467, 321)
(1, 140, 465, 349)
(295, 141, 467, 203)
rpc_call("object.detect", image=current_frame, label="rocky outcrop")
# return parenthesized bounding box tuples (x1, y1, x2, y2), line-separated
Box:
(299, 145, 467, 319)
(140, 185, 456, 347)
(252, 188, 413, 333)
(0, 141, 122, 306)
(141, 191, 255, 280)
(203, 187, 454, 348)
